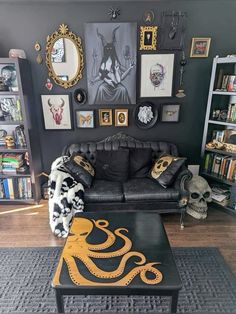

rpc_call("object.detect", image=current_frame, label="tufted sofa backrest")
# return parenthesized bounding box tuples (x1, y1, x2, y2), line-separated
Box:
(62, 133, 179, 165)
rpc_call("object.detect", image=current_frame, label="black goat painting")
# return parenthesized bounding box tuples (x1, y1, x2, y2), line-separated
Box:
(85, 23, 137, 105)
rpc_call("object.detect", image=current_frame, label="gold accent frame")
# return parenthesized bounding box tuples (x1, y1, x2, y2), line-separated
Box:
(190, 37, 211, 58)
(115, 109, 128, 127)
(45, 24, 84, 89)
(99, 109, 113, 126)
(139, 26, 158, 51)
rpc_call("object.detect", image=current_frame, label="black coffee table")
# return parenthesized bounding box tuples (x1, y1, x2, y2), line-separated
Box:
(52, 212, 182, 313)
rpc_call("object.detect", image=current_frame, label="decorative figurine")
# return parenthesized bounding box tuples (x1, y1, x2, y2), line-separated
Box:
(5, 135, 15, 148)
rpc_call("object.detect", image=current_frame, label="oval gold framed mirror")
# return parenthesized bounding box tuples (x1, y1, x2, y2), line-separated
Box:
(45, 24, 84, 89)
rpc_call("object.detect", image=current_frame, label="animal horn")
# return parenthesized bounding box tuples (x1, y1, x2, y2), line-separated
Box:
(48, 99, 53, 107)
(112, 26, 120, 44)
(60, 98, 65, 107)
(96, 28, 106, 47)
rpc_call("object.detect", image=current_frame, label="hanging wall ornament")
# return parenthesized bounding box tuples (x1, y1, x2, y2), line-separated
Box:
(34, 41, 41, 52)
(143, 10, 155, 25)
(36, 54, 43, 64)
(45, 78, 53, 91)
(108, 7, 120, 20)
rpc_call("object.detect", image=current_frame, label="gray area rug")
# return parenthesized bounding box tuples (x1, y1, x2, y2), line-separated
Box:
(0, 247, 235, 313)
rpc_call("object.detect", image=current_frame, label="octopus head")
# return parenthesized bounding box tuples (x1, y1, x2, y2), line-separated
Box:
(70, 217, 94, 240)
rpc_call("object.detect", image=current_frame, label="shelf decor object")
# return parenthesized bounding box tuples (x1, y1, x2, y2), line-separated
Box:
(0, 58, 42, 204)
(201, 55, 236, 214)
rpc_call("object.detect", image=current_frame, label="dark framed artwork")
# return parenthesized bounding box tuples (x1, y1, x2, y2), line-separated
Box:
(84, 22, 137, 105)
(41, 94, 72, 130)
(134, 102, 158, 129)
(161, 104, 180, 122)
(75, 110, 94, 128)
(159, 11, 187, 50)
(140, 54, 174, 97)
(139, 26, 158, 50)
(99, 109, 113, 126)
(74, 88, 87, 105)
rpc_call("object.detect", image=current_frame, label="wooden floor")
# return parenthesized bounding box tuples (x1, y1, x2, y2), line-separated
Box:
(0, 200, 236, 275)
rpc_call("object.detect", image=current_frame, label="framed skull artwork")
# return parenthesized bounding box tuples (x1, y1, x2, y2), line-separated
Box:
(140, 54, 174, 97)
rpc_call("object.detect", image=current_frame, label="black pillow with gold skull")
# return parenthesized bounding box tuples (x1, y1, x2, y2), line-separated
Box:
(64, 154, 95, 188)
(149, 154, 186, 188)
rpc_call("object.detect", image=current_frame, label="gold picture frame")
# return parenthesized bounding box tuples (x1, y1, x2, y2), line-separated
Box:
(190, 37, 211, 58)
(99, 109, 113, 126)
(115, 109, 128, 127)
(139, 26, 158, 50)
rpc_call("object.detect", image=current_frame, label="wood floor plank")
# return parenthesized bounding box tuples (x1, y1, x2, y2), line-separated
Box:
(0, 201, 235, 274)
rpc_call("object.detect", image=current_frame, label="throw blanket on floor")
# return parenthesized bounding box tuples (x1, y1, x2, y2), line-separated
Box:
(48, 156, 84, 238)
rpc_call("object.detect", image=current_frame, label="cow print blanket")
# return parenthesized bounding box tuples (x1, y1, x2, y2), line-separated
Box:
(48, 156, 84, 238)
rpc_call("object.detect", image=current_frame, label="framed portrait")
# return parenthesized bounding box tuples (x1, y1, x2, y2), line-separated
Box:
(76, 110, 94, 128)
(161, 104, 180, 122)
(74, 88, 87, 105)
(99, 109, 112, 126)
(139, 26, 158, 50)
(41, 95, 72, 130)
(140, 54, 174, 97)
(190, 38, 211, 58)
(143, 10, 155, 24)
(115, 109, 128, 127)
(85, 22, 137, 105)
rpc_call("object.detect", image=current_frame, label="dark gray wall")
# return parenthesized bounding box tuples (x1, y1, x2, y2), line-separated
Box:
(0, 0, 235, 172)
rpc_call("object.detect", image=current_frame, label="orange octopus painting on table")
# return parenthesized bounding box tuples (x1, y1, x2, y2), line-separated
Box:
(53, 217, 163, 286)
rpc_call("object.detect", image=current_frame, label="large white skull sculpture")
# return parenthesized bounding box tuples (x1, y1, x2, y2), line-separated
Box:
(186, 175, 212, 219)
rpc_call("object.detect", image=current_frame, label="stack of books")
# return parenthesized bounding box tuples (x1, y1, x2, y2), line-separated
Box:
(1, 153, 24, 174)
(211, 185, 230, 206)
(204, 153, 236, 182)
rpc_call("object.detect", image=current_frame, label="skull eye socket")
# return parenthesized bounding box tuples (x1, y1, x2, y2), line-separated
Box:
(163, 161, 169, 167)
(191, 192, 200, 199)
(203, 192, 210, 198)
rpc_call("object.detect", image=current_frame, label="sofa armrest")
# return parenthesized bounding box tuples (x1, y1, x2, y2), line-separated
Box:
(174, 167, 193, 208)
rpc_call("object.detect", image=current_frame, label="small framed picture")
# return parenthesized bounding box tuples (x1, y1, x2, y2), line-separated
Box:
(99, 109, 112, 126)
(41, 94, 72, 130)
(74, 88, 87, 105)
(76, 110, 94, 128)
(190, 38, 211, 58)
(143, 10, 155, 24)
(161, 104, 180, 122)
(115, 109, 128, 127)
(139, 26, 158, 50)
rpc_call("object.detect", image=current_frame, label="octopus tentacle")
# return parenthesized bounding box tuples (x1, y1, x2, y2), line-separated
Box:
(74, 251, 146, 279)
(87, 219, 116, 251)
(87, 228, 132, 258)
(140, 262, 163, 285)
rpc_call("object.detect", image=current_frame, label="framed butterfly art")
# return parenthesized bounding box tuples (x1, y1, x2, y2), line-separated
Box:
(75, 110, 95, 128)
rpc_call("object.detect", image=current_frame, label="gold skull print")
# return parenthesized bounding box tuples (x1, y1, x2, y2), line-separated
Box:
(151, 155, 174, 179)
(74, 155, 95, 176)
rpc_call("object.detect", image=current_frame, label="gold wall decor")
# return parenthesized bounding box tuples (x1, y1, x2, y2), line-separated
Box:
(53, 217, 163, 286)
(45, 24, 84, 89)
(139, 26, 158, 50)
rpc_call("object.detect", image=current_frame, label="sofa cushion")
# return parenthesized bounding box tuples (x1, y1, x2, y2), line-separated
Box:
(95, 149, 129, 182)
(129, 148, 152, 178)
(64, 154, 95, 188)
(84, 179, 124, 203)
(123, 178, 179, 201)
(149, 154, 186, 188)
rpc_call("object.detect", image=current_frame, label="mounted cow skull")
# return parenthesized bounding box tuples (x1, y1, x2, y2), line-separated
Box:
(186, 175, 212, 219)
(48, 98, 65, 125)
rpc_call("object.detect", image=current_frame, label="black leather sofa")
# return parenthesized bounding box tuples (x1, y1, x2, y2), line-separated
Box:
(62, 133, 192, 226)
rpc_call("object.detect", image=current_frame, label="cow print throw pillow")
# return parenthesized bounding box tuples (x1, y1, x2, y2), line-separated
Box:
(64, 154, 95, 188)
(149, 154, 186, 188)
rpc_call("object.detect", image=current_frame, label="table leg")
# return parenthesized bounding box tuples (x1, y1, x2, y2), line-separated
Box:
(55, 289, 64, 313)
(170, 291, 179, 313)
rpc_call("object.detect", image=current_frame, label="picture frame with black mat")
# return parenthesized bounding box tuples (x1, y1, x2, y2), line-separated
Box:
(161, 103, 180, 122)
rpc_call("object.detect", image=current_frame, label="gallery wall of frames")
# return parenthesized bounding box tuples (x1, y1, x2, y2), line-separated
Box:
(0, 0, 235, 171)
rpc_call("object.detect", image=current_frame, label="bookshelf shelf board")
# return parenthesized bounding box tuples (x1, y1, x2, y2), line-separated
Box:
(211, 201, 236, 216)
(208, 120, 236, 127)
(202, 171, 236, 186)
(0, 147, 27, 153)
(0, 173, 30, 178)
(0, 91, 19, 96)
(205, 148, 236, 157)
(216, 56, 236, 64)
(0, 198, 35, 204)
(0, 121, 23, 125)
(213, 91, 236, 96)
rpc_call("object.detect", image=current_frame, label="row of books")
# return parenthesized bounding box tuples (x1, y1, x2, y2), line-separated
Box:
(204, 153, 236, 181)
(219, 75, 236, 92)
(0, 177, 32, 199)
(226, 103, 236, 123)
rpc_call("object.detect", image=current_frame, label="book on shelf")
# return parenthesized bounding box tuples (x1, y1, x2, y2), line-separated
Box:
(218, 74, 236, 92)
(0, 177, 32, 199)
